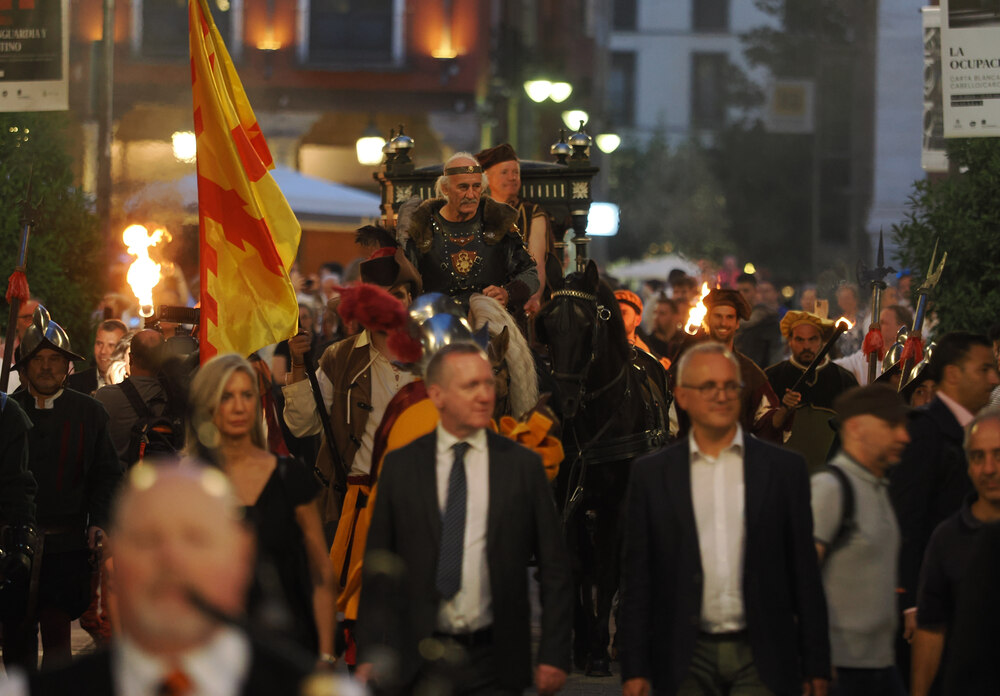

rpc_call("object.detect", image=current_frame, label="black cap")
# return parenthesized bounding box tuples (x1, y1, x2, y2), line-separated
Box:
(833, 384, 910, 425)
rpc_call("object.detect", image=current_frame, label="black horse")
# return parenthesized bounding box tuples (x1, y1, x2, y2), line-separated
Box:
(534, 259, 671, 676)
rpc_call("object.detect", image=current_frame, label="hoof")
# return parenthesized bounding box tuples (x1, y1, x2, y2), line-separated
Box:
(586, 657, 612, 677)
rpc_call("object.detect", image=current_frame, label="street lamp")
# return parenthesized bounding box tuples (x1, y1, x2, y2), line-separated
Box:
(595, 133, 621, 153)
(549, 81, 573, 103)
(356, 122, 386, 166)
(561, 110, 589, 131)
(524, 79, 553, 103)
(172, 131, 196, 163)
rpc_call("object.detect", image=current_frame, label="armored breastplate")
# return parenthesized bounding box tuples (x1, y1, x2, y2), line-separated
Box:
(416, 213, 513, 308)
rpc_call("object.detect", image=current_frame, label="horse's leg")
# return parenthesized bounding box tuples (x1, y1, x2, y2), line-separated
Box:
(582, 503, 613, 676)
(570, 510, 592, 671)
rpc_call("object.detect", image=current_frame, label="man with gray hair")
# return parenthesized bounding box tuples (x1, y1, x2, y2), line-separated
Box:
(405, 152, 538, 313)
(909, 407, 1000, 696)
(622, 341, 830, 696)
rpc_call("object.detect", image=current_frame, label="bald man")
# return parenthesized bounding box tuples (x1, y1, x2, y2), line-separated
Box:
(2, 461, 313, 696)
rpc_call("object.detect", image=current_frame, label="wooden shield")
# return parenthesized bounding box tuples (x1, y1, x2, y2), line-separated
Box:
(786, 405, 838, 476)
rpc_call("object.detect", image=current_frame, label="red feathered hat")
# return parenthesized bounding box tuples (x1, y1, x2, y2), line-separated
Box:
(335, 283, 423, 363)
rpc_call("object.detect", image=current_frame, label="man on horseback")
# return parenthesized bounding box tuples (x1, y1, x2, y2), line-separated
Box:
(403, 153, 539, 314)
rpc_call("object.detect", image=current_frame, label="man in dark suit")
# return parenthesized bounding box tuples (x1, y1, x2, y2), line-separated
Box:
(356, 342, 572, 695)
(888, 332, 999, 674)
(621, 341, 830, 696)
(5, 461, 313, 695)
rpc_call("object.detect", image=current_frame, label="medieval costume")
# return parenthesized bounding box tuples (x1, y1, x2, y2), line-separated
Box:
(766, 311, 859, 472)
(405, 197, 538, 313)
(2, 309, 122, 671)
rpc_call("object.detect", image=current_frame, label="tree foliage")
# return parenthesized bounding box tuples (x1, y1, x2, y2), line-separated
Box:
(892, 139, 1000, 335)
(606, 136, 732, 262)
(0, 113, 104, 352)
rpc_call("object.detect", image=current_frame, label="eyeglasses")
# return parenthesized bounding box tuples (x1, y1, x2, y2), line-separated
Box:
(680, 381, 743, 399)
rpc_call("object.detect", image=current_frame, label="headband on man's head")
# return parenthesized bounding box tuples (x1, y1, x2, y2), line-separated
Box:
(444, 164, 483, 176)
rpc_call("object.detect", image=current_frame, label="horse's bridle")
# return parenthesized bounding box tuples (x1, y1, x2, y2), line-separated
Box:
(544, 288, 612, 386)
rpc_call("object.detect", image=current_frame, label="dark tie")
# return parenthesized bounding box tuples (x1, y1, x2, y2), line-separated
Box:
(436, 441, 471, 599)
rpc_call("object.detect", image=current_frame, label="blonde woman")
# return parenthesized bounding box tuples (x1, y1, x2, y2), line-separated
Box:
(187, 354, 335, 664)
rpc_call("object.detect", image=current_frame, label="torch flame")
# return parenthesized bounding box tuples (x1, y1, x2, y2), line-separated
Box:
(123, 224, 168, 317)
(834, 316, 854, 331)
(684, 282, 712, 335)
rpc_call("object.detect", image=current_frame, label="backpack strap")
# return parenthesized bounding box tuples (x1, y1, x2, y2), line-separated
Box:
(825, 462, 856, 553)
(120, 378, 154, 419)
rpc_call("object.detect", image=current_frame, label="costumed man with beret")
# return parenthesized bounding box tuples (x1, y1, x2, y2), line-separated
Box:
(766, 311, 859, 473)
(2, 307, 122, 672)
(404, 152, 539, 315)
(476, 143, 554, 314)
(281, 231, 423, 666)
(615, 289, 672, 372)
(684, 289, 789, 444)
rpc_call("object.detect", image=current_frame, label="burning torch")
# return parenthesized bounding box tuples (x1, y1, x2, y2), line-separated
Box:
(123, 224, 168, 323)
(684, 282, 711, 336)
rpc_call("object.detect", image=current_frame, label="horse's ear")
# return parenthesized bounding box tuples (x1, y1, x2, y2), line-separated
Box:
(495, 325, 510, 358)
(545, 254, 564, 292)
(583, 259, 600, 292)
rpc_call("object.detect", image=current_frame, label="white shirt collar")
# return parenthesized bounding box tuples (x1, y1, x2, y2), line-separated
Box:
(936, 391, 975, 428)
(436, 423, 488, 456)
(114, 627, 251, 696)
(30, 388, 64, 410)
(689, 424, 744, 463)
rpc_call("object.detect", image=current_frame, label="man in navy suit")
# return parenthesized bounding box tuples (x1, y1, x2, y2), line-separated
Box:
(621, 341, 830, 696)
(356, 342, 572, 695)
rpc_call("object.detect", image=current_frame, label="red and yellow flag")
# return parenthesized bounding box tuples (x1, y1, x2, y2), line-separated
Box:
(189, 0, 300, 362)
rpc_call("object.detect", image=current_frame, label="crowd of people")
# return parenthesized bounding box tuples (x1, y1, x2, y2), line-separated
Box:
(0, 142, 998, 696)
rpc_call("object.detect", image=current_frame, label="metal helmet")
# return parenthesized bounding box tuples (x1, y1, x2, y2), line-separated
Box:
(13, 305, 85, 369)
(882, 325, 910, 373)
(901, 341, 937, 398)
(408, 293, 467, 327)
(416, 313, 475, 358)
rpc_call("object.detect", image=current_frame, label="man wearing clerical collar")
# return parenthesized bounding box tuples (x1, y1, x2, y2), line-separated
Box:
(404, 152, 539, 314)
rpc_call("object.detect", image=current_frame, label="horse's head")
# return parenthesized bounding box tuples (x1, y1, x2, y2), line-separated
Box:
(535, 260, 625, 419)
(486, 325, 511, 419)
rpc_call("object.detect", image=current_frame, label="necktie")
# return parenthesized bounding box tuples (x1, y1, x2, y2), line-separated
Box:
(436, 441, 470, 599)
(156, 668, 193, 696)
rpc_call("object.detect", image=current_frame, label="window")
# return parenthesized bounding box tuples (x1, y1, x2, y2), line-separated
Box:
(690, 53, 728, 129)
(607, 51, 637, 127)
(298, 0, 404, 67)
(693, 0, 729, 33)
(133, 0, 240, 60)
(613, 0, 637, 30)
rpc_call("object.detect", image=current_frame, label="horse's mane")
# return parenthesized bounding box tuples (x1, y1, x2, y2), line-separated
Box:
(468, 294, 540, 418)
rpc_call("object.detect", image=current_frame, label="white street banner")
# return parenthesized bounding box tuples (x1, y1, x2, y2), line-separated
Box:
(0, 0, 68, 112)
(941, 0, 1000, 137)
